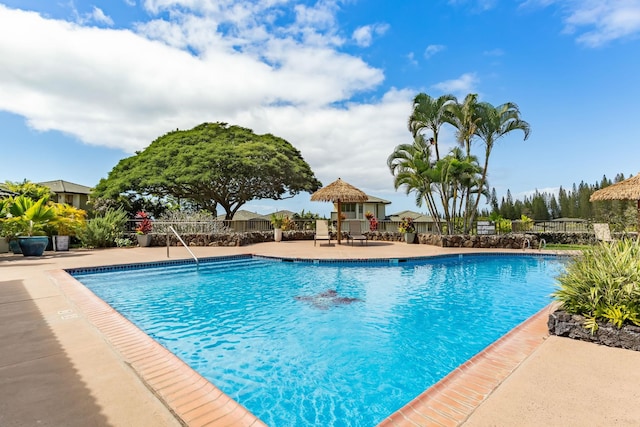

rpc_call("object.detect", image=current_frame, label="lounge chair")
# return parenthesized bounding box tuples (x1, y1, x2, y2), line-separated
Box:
(347, 221, 368, 246)
(593, 223, 613, 242)
(314, 220, 332, 246)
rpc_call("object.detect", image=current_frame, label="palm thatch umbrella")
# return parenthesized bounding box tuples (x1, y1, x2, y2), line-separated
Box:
(590, 172, 640, 232)
(311, 178, 368, 244)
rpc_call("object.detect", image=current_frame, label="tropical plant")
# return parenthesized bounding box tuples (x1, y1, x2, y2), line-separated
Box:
(391, 92, 531, 235)
(468, 101, 530, 229)
(367, 216, 378, 231)
(77, 208, 128, 248)
(552, 239, 640, 333)
(408, 93, 456, 161)
(53, 203, 87, 236)
(134, 211, 153, 234)
(7, 195, 57, 236)
(0, 198, 10, 239)
(398, 217, 416, 234)
(4, 180, 54, 202)
(270, 213, 285, 229)
(388, 135, 442, 234)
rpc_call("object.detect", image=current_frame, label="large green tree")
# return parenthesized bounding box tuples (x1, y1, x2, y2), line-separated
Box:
(93, 122, 322, 219)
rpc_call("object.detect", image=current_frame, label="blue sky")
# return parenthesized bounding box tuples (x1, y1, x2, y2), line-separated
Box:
(1, 1, 639, 217)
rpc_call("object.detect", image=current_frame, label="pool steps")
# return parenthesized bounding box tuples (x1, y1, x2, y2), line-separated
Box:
(72, 258, 274, 281)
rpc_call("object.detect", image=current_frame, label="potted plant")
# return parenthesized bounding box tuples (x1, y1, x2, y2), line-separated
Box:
(135, 211, 153, 246)
(52, 203, 87, 251)
(365, 211, 378, 232)
(270, 213, 284, 242)
(398, 217, 416, 244)
(9, 195, 56, 256)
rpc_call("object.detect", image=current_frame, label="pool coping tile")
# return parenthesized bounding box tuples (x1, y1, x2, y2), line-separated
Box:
(377, 305, 553, 427)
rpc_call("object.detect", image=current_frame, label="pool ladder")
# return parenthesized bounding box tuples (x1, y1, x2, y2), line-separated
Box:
(167, 226, 199, 265)
(539, 238, 547, 251)
(522, 238, 531, 251)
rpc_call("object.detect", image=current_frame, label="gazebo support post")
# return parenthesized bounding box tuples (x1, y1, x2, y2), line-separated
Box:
(337, 200, 342, 244)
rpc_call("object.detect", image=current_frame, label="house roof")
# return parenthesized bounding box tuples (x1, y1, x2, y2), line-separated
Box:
(215, 210, 263, 221)
(388, 210, 438, 222)
(38, 180, 92, 195)
(0, 183, 17, 198)
(364, 195, 392, 204)
(257, 210, 297, 220)
(216, 209, 298, 221)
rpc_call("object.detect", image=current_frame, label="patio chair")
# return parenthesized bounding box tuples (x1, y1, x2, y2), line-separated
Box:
(593, 223, 613, 242)
(314, 220, 332, 246)
(347, 221, 368, 246)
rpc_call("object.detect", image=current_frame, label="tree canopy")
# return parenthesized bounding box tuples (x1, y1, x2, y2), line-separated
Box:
(93, 122, 322, 219)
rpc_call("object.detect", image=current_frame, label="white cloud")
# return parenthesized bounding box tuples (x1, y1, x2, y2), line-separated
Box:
(431, 72, 479, 97)
(75, 6, 114, 26)
(424, 44, 445, 59)
(406, 52, 418, 66)
(448, 0, 498, 12)
(0, 4, 406, 192)
(521, 0, 640, 47)
(483, 48, 504, 56)
(124, 0, 136, 6)
(352, 23, 389, 47)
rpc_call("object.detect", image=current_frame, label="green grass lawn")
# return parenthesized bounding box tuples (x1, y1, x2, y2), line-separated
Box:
(544, 243, 592, 251)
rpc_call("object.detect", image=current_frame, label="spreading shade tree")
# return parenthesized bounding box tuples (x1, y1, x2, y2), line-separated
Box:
(93, 122, 322, 219)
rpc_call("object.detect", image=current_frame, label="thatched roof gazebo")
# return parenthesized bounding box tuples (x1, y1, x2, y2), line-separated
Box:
(311, 178, 368, 244)
(590, 172, 640, 232)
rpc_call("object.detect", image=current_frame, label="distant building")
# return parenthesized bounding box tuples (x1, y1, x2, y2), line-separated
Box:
(38, 180, 92, 210)
(0, 183, 17, 198)
(388, 210, 442, 233)
(330, 194, 392, 221)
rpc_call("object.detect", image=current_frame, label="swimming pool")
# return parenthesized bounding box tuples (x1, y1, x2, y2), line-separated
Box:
(71, 254, 564, 426)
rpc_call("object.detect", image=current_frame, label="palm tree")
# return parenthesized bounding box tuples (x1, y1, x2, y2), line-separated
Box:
(443, 93, 484, 231)
(436, 148, 483, 233)
(388, 135, 443, 233)
(470, 101, 531, 228)
(408, 93, 456, 161)
(445, 93, 482, 158)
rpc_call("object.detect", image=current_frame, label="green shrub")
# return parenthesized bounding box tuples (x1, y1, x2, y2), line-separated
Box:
(553, 238, 640, 332)
(78, 209, 128, 248)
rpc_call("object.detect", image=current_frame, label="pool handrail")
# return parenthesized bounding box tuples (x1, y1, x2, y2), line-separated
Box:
(167, 225, 199, 265)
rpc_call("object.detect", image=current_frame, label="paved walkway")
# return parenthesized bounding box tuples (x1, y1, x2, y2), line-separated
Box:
(1, 242, 639, 426)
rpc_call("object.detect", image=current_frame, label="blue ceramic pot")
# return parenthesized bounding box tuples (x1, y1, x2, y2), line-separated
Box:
(18, 236, 49, 257)
(9, 239, 22, 254)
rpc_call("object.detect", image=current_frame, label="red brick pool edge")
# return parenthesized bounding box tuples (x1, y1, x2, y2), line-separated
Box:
(378, 305, 552, 426)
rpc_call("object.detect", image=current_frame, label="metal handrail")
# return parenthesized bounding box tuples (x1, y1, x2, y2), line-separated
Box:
(167, 226, 199, 265)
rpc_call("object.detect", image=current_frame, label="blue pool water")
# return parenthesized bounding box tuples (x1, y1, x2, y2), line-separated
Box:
(71, 254, 564, 426)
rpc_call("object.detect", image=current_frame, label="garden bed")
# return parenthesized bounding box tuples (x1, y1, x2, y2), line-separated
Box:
(548, 310, 640, 351)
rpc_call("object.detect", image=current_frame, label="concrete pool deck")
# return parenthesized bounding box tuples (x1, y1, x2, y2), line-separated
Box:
(1, 241, 639, 426)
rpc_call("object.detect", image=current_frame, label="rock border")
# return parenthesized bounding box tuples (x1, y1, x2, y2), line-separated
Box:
(548, 310, 640, 351)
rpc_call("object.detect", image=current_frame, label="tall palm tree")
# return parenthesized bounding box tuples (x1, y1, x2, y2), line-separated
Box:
(470, 101, 531, 227)
(445, 93, 482, 158)
(444, 93, 484, 231)
(408, 93, 456, 161)
(388, 135, 443, 233)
